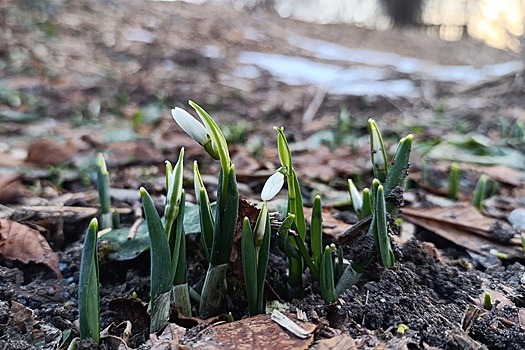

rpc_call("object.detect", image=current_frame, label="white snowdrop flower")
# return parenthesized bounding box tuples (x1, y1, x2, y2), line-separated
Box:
(171, 108, 209, 145)
(261, 171, 285, 201)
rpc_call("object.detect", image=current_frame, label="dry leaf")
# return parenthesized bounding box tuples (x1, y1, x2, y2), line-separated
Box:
(187, 313, 316, 350)
(303, 206, 349, 239)
(401, 205, 523, 258)
(25, 138, 75, 166)
(0, 174, 29, 204)
(143, 323, 186, 349)
(0, 219, 61, 277)
(313, 334, 357, 350)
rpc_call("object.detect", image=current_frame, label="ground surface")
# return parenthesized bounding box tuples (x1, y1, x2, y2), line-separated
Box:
(0, 1, 524, 349)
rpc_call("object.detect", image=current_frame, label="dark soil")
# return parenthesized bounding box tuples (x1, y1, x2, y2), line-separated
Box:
(1, 0, 524, 349)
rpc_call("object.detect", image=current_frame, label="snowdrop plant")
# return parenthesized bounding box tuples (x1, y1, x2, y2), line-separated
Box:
(273, 127, 308, 293)
(348, 120, 413, 268)
(241, 171, 284, 315)
(140, 149, 188, 333)
(172, 102, 239, 318)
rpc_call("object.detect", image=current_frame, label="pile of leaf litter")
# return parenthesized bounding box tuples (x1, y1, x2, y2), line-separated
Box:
(1, 0, 525, 349)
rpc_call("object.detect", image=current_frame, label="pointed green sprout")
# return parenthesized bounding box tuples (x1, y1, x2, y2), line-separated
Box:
(173, 101, 238, 318)
(348, 179, 363, 219)
(483, 291, 492, 310)
(384, 134, 413, 195)
(320, 245, 336, 304)
(78, 218, 100, 344)
(361, 188, 373, 218)
(448, 162, 460, 200)
(274, 126, 307, 291)
(472, 174, 489, 210)
(368, 119, 389, 182)
(96, 153, 113, 229)
(310, 195, 323, 269)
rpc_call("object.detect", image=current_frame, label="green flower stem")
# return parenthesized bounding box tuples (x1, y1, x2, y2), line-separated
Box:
(274, 127, 307, 290)
(199, 263, 228, 318)
(195, 161, 214, 261)
(78, 218, 100, 344)
(209, 165, 238, 266)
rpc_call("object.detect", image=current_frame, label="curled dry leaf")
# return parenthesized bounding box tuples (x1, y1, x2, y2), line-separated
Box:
(0, 219, 61, 277)
(25, 138, 75, 166)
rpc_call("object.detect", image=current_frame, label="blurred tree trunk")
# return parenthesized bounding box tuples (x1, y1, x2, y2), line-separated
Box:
(380, 0, 424, 26)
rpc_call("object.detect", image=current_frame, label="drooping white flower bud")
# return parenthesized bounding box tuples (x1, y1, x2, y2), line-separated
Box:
(171, 108, 209, 146)
(261, 171, 285, 201)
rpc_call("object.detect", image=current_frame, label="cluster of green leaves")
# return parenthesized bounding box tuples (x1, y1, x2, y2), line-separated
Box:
(77, 105, 416, 346)
(273, 127, 361, 304)
(348, 119, 413, 269)
(140, 149, 188, 332)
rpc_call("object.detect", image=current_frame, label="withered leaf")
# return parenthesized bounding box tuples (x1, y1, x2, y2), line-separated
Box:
(0, 219, 61, 277)
(25, 138, 75, 166)
(187, 313, 316, 350)
(402, 205, 523, 258)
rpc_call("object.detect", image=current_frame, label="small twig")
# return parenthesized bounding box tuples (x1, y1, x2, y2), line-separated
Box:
(127, 217, 144, 240)
(302, 87, 327, 125)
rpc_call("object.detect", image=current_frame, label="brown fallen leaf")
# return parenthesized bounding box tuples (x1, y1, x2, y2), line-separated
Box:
(401, 205, 523, 259)
(187, 313, 316, 350)
(25, 138, 75, 166)
(0, 219, 61, 277)
(313, 333, 357, 350)
(0, 174, 30, 204)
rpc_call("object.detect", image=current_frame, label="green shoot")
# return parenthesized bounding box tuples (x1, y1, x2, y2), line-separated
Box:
(483, 291, 492, 310)
(472, 174, 489, 210)
(310, 195, 323, 268)
(173, 102, 239, 318)
(348, 179, 363, 219)
(78, 218, 100, 344)
(320, 245, 336, 304)
(368, 119, 389, 182)
(96, 153, 113, 229)
(447, 162, 460, 200)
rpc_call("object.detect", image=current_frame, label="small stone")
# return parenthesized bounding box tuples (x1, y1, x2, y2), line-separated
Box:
(508, 208, 525, 230)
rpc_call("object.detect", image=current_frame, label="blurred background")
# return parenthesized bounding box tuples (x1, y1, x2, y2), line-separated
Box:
(1, 0, 525, 167)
